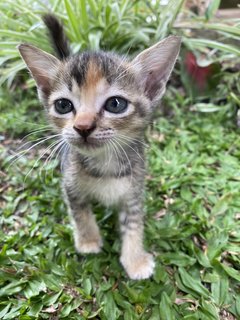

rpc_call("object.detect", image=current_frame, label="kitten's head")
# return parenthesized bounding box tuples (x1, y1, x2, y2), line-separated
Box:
(18, 37, 181, 154)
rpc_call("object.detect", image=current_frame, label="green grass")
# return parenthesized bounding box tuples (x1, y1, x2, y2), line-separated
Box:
(1, 91, 240, 319)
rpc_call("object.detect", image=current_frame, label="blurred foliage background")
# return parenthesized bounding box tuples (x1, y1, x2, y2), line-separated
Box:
(0, 0, 240, 119)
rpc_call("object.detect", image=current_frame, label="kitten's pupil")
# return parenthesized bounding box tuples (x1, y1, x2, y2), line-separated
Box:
(55, 99, 74, 114)
(104, 97, 128, 114)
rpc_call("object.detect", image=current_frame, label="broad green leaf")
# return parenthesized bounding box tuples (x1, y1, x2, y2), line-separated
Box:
(58, 298, 82, 317)
(88, 0, 97, 17)
(236, 295, 240, 317)
(153, 265, 168, 284)
(64, 0, 82, 41)
(41, 274, 63, 291)
(192, 103, 227, 113)
(88, 31, 102, 50)
(207, 232, 228, 262)
(200, 299, 219, 319)
(204, 23, 240, 37)
(2, 304, 22, 319)
(179, 268, 210, 299)
(161, 252, 196, 267)
(60, 304, 72, 318)
(220, 263, 240, 282)
(24, 280, 47, 299)
(211, 276, 229, 306)
(0, 304, 12, 319)
(159, 292, 175, 320)
(51, 264, 65, 276)
(211, 193, 232, 216)
(123, 284, 152, 304)
(102, 291, 121, 319)
(79, 0, 89, 31)
(193, 247, 211, 269)
(113, 291, 133, 311)
(0, 280, 26, 297)
(206, 0, 221, 19)
(42, 290, 63, 306)
(82, 278, 92, 296)
(28, 302, 43, 317)
(186, 38, 240, 56)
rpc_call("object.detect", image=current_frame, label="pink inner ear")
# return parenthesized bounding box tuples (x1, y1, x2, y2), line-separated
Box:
(133, 36, 181, 102)
(30, 67, 52, 95)
(145, 70, 160, 100)
(37, 76, 51, 95)
(144, 68, 168, 101)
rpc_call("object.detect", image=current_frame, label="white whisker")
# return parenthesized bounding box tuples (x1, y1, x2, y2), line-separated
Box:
(8, 134, 62, 170)
(114, 58, 142, 83)
(108, 139, 123, 178)
(21, 127, 53, 142)
(117, 133, 149, 148)
(112, 137, 133, 184)
(24, 138, 63, 182)
(116, 137, 145, 163)
(60, 143, 70, 172)
(39, 139, 65, 178)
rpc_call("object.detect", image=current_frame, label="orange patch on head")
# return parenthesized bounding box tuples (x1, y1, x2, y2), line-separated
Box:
(83, 60, 103, 92)
(80, 59, 109, 112)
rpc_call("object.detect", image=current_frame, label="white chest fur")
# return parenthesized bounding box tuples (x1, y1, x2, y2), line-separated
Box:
(82, 176, 131, 206)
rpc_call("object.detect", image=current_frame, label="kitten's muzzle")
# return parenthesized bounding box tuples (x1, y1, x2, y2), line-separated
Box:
(73, 112, 97, 140)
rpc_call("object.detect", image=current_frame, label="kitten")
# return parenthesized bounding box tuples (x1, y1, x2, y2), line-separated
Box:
(18, 14, 181, 280)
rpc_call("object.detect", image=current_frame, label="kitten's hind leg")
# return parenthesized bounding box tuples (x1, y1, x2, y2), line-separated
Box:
(119, 200, 155, 280)
(71, 206, 103, 254)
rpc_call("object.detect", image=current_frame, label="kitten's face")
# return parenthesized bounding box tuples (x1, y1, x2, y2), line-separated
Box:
(45, 52, 150, 153)
(18, 37, 181, 155)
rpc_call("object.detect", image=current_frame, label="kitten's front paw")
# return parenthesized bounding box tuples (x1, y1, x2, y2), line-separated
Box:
(75, 237, 103, 254)
(120, 252, 155, 280)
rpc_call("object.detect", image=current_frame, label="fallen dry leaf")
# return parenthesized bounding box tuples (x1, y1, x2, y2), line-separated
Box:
(154, 209, 167, 220)
(42, 305, 58, 314)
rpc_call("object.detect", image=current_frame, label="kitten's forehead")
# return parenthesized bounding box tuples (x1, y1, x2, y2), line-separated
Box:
(66, 51, 136, 91)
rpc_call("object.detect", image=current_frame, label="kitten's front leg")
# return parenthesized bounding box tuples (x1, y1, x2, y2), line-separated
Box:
(64, 185, 102, 254)
(119, 198, 155, 280)
(71, 206, 103, 253)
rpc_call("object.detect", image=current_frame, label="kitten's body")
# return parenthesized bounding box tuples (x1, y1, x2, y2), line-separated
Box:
(18, 14, 181, 279)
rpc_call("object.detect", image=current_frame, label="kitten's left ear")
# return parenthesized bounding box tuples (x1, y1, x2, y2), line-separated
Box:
(18, 43, 60, 95)
(132, 36, 181, 104)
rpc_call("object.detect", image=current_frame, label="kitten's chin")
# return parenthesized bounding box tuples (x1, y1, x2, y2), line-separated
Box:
(67, 137, 106, 154)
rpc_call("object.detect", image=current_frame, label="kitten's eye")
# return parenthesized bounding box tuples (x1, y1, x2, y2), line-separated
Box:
(104, 97, 128, 114)
(54, 99, 74, 114)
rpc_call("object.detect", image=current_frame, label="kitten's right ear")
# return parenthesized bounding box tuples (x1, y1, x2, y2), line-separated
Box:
(131, 36, 181, 105)
(18, 44, 60, 94)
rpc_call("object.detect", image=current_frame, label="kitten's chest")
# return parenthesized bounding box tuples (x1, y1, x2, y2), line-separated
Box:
(84, 175, 131, 206)
(68, 151, 133, 205)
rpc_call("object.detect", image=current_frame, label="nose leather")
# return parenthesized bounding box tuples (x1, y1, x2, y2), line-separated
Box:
(73, 112, 96, 139)
(73, 125, 96, 139)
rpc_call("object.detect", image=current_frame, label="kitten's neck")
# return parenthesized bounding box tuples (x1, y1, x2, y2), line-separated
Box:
(65, 142, 144, 178)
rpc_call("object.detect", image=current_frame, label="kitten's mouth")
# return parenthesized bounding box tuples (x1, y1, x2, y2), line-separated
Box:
(68, 136, 105, 150)
(83, 137, 102, 147)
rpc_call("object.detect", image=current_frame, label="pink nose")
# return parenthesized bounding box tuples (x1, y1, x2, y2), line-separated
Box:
(73, 112, 96, 138)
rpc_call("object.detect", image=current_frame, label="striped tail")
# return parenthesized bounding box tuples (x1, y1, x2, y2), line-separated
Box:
(42, 13, 71, 59)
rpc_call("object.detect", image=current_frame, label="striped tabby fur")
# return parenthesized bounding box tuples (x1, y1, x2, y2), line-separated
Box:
(18, 14, 181, 279)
